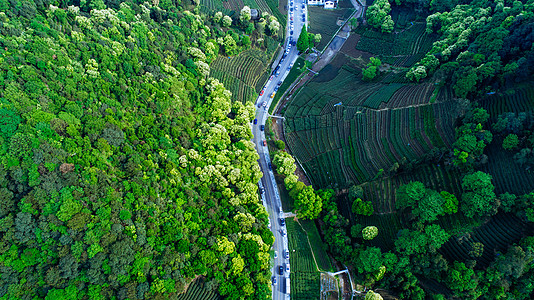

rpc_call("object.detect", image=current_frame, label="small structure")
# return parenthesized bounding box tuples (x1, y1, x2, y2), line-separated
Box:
(250, 9, 260, 20)
(324, 0, 336, 8)
(308, 0, 337, 8)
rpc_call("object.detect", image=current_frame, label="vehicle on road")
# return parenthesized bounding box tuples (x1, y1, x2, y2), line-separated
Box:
(268, 162, 272, 170)
(285, 250, 289, 259)
(269, 75, 274, 80)
(286, 277, 290, 294)
(280, 218, 285, 226)
(302, 4, 305, 9)
(260, 186, 264, 194)
(263, 140, 267, 146)
(280, 229, 286, 236)
(274, 251, 278, 258)
(271, 92, 276, 98)
(278, 81, 282, 86)
(286, 264, 290, 273)
(262, 101, 267, 107)
(279, 265, 284, 275)
(257, 103, 262, 108)
(260, 90, 264, 96)
(290, 30, 293, 35)
(260, 125, 265, 131)
(253, 118, 257, 124)
(274, 86, 279, 92)
(272, 276, 277, 285)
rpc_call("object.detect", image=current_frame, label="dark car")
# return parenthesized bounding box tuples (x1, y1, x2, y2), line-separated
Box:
(268, 162, 272, 170)
(290, 30, 293, 35)
(279, 265, 284, 275)
(277, 81, 282, 86)
(272, 276, 277, 285)
(253, 118, 257, 124)
(274, 86, 279, 92)
(285, 250, 289, 259)
(280, 218, 285, 226)
(260, 125, 265, 131)
(260, 186, 265, 194)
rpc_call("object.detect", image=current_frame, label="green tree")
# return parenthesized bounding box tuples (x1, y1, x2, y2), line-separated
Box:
(239, 6, 251, 25)
(275, 140, 285, 150)
(503, 134, 519, 150)
(365, 290, 384, 300)
(297, 25, 309, 52)
(362, 226, 378, 240)
(441, 191, 458, 214)
(352, 198, 374, 216)
(461, 171, 497, 218)
(294, 185, 323, 219)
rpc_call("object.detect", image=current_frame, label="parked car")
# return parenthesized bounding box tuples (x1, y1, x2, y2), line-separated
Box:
(271, 92, 276, 98)
(262, 101, 267, 107)
(263, 140, 267, 146)
(286, 264, 290, 273)
(285, 250, 290, 259)
(302, 4, 305, 9)
(259, 90, 264, 96)
(253, 118, 257, 124)
(260, 125, 265, 131)
(260, 186, 265, 193)
(274, 86, 279, 92)
(272, 276, 277, 285)
(274, 251, 278, 258)
(268, 162, 272, 170)
(277, 81, 282, 86)
(270, 75, 274, 80)
(290, 30, 293, 35)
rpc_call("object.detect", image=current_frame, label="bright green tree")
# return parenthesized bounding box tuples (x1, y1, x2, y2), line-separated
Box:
(362, 226, 378, 240)
(294, 185, 323, 219)
(297, 25, 309, 52)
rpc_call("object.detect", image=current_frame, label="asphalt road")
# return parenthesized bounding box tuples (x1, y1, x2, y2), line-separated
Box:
(252, 1, 307, 299)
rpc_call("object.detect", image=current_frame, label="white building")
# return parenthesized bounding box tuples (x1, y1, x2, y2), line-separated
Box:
(308, 0, 337, 8)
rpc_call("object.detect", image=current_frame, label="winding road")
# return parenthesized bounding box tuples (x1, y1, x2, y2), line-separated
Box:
(253, 1, 307, 299)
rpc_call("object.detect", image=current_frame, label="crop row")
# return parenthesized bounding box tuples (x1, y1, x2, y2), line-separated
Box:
(481, 143, 534, 195)
(364, 83, 405, 109)
(285, 103, 457, 188)
(177, 278, 220, 300)
(286, 219, 321, 299)
(479, 85, 534, 121)
(211, 51, 266, 87)
(439, 213, 525, 268)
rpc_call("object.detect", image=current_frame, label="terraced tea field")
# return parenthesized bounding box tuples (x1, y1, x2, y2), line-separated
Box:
(439, 213, 528, 268)
(286, 219, 321, 300)
(284, 55, 458, 189)
(210, 49, 277, 103)
(177, 278, 220, 300)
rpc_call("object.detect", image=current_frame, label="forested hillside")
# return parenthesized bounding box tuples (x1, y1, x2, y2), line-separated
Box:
(0, 1, 275, 299)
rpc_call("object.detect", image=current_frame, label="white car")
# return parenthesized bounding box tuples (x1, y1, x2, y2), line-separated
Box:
(286, 264, 290, 273)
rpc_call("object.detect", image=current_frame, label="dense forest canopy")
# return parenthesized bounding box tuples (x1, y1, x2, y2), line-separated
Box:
(0, 0, 276, 299)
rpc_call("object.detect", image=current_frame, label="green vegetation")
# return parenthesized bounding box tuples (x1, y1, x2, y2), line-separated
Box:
(286, 219, 320, 300)
(307, 6, 355, 51)
(0, 1, 280, 299)
(282, 1, 534, 299)
(366, 0, 394, 33)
